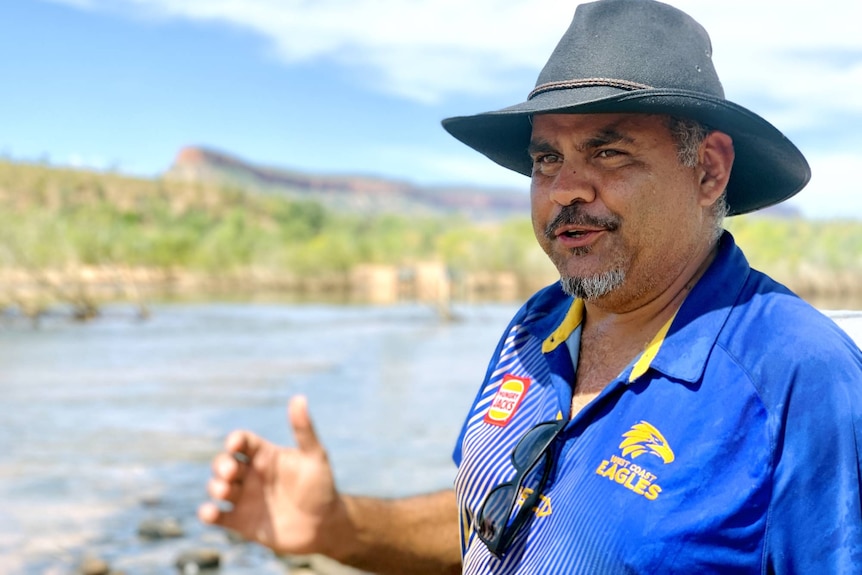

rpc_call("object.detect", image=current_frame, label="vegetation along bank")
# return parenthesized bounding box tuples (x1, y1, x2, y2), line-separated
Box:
(0, 160, 859, 320)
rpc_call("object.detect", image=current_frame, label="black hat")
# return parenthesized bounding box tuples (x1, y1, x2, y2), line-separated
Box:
(442, 0, 810, 216)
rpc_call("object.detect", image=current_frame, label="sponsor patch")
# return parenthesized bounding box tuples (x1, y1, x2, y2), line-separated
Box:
(484, 375, 530, 426)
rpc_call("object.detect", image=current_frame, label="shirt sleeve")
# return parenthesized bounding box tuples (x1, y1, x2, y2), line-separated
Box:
(765, 336, 862, 574)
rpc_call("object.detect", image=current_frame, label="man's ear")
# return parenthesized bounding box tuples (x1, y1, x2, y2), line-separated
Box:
(698, 131, 735, 206)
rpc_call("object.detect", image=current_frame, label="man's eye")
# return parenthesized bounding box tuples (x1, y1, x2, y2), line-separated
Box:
(532, 154, 562, 175)
(534, 154, 560, 164)
(596, 149, 622, 158)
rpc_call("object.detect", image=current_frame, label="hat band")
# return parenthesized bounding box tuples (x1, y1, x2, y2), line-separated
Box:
(528, 78, 652, 100)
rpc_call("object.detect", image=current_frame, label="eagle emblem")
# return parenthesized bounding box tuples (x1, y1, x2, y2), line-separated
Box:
(619, 421, 675, 464)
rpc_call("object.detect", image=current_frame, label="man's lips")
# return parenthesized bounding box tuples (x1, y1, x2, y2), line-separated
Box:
(553, 226, 607, 248)
(543, 205, 621, 248)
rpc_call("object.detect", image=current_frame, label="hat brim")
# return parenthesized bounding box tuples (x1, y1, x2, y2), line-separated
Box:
(442, 87, 810, 216)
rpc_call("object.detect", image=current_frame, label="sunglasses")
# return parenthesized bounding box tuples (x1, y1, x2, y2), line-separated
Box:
(475, 418, 568, 557)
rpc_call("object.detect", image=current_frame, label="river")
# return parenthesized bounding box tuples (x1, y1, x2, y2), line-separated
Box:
(1, 302, 861, 574)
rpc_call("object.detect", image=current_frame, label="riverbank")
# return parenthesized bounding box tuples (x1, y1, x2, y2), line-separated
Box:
(0, 262, 556, 321)
(3, 160, 862, 322)
(2, 260, 861, 323)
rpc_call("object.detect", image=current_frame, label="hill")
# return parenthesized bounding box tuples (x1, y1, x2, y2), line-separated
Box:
(165, 146, 530, 220)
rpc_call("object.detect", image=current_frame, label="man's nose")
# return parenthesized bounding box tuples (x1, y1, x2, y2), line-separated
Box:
(548, 165, 596, 206)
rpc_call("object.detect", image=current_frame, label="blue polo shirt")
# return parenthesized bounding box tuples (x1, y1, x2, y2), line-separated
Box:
(453, 232, 862, 574)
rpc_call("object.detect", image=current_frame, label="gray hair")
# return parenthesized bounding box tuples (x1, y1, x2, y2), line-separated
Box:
(667, 116, 728, 240)
(560, 268, 626, 300)
(668, 116, 709, 167)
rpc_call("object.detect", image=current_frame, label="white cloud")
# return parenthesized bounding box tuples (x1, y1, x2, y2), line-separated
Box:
(44, 0, 571, 102)
(43, 0, 862, 177)
(45, 0, 862, 108)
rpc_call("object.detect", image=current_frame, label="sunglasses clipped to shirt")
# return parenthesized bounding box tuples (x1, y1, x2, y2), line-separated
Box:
(475, 417, 568, 558)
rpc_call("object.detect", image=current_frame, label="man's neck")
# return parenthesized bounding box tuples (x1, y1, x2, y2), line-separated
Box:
(572, 238, 719, 398)
(583, 238, 719, 339)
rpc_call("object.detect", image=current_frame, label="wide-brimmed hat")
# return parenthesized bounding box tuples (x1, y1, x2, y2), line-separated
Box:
(441, 0, 810, 216)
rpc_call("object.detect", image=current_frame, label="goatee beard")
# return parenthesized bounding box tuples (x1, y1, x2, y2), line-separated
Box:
(560, 269, 626, 300)
(546, 204, 625, 300)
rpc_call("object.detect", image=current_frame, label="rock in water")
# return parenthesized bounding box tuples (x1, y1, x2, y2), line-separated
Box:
(175, 548, 221, 573)
(77, 556, 110, 575)
(76, 557, 111, 575)
(137, 517, 184, 539)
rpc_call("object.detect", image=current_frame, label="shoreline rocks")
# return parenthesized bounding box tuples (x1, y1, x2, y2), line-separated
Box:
(175, 548, 221, 573)
(137, 517, 185, 540)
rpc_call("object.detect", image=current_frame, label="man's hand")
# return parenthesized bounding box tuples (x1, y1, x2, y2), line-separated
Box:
(197, 395, 350, 557)
(199, 395, 462, 574)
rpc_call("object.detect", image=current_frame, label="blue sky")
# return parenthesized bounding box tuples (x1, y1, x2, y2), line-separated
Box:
(1, 0, 860, 219)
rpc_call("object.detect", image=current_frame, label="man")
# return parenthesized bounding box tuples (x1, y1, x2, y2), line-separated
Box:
(199, 0, 862, 573)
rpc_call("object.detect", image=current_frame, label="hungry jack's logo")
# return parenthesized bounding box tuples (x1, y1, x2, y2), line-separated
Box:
(594, 420, 674, 501)
(484, 375, 530, 426)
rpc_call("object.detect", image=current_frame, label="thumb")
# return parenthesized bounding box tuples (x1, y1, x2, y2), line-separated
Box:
(288, 395, 324, 455)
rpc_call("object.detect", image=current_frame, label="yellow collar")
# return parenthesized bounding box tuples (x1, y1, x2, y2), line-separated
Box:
(542, 298, 584, 354)
(541, 298, 677, 383)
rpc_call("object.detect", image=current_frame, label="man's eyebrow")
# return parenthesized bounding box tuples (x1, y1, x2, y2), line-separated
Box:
(527, 140, 558, 157)
(578, 127, 635, 151)
(527, 125, 638, 157)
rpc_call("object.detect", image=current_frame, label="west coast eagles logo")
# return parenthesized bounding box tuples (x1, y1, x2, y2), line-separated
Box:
(594, 420, 674, 501)
(619, 421, 675, 464)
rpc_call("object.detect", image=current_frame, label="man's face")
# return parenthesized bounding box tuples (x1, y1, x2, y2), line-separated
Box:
(529, 112, 713, 310)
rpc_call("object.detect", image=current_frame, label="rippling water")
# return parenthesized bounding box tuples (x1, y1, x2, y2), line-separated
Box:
(0, 302, 519, 574)
(1, 302, 860, 574)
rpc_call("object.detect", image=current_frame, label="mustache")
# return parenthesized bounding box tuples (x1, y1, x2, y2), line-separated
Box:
(544, 204, 621, 241)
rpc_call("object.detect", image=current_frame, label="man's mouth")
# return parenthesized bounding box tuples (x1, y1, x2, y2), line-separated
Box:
(544, 206, 620, 242)
(559, 228, 595, 238)
(553, 227, 607, 249)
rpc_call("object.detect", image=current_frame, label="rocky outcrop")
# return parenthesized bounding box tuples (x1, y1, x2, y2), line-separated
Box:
(166, 146, 529, 220)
